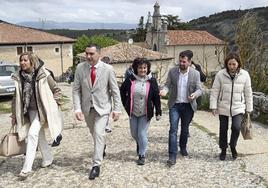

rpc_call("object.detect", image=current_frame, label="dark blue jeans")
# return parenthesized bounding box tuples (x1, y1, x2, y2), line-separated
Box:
(168, 103, 194, 159)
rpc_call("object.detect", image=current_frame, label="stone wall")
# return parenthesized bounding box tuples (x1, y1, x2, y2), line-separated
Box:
(201, 89, 268, 125)
(252, 92, 268, 124)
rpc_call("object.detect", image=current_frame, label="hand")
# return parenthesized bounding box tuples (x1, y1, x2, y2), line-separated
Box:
(212, 109, 218, 116)
(75, 112, 84, 121)
(156, 115, 161, 121)
(159, 90, 167, 97)
(188, 93, 196, 101)
(112, 112, 120, 122)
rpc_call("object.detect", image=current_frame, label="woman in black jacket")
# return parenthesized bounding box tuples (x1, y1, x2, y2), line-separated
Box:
(120, 58, 161, 165)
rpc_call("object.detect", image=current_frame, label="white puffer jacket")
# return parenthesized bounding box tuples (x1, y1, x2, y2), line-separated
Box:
(210, 68, 253, 116)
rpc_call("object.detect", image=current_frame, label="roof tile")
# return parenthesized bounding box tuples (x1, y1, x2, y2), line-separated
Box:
(167, 30, 224, 45)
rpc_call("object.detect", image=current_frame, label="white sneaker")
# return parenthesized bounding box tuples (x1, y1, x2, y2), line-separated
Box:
(18, 171, 32, 179)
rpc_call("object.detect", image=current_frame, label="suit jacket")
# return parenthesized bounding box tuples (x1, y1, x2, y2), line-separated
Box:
(163, 67, 202, 112)
(73, 60, 121, 116)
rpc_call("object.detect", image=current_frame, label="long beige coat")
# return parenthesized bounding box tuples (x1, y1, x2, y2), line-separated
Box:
(11, 66, 63, 141)
(210, 68, 253, 116)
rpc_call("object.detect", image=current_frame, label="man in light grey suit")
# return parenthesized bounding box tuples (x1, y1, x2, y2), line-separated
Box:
(159, 51, 202, 166)
(73, 44, 121, 180)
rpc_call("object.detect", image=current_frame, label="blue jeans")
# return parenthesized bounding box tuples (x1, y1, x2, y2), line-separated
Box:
(129, 115, 150, 156)
(168, 103, 194, 159)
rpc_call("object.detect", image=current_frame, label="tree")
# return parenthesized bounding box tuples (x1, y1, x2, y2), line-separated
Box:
(73, 34, 90, 57)
(89, 35, 118, 48)
(163, 14, 191, 30)
(235, 12, 268, 94)
(73, 35, 119, 57)
(132, 16, 147, 42)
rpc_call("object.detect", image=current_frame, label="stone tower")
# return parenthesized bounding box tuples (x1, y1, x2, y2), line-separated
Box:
(146, 2, 167, 53)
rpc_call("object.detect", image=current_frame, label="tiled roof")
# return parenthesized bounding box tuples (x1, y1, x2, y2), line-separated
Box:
(0, 21, 75, 45)
(77, 43, 173, 63)
(166, 30, 224, 45)
(133, 42, 150, 49)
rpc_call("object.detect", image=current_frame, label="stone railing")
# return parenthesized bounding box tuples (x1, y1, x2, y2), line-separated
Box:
(252, 92, 268, 124)
(201, 89, 268, 125)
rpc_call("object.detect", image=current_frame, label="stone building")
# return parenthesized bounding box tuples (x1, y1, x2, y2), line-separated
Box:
(146, 2, 226, 74)
(0, 20, 76, 77)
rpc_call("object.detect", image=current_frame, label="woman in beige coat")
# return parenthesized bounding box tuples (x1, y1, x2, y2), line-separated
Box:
(210, 53, 253, 161)
(11, 52, 63, 178)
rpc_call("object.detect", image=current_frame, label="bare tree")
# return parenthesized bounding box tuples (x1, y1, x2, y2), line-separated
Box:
(235, 12, 268, 93)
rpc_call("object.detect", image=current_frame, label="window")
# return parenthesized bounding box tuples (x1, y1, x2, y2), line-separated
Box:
(215, 50, 218, 56)
(17, 46, 33, 55)
(17, 47, 23, 55)
(27, 46, 33, 52)
(55, 48, 60, 53)
(151, 72, 158, 79)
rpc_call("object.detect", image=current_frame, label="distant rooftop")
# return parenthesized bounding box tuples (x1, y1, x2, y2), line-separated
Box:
(167, 30, 224, 45)
(78, 42, 173, 63)
(0, 21, 76, 45)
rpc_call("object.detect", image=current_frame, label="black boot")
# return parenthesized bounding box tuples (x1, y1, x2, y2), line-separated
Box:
(89, 166, 100, 180)
(137, 155, 145, 165)
(51, 134, 62, 147)
(219, 149, 226, 161)
(230, 147, 238, 160)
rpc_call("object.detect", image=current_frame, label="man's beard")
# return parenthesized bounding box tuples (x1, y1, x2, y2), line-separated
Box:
(179, 64, 186, 70)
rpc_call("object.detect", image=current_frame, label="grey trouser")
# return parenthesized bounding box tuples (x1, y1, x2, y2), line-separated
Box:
(85, 108, 109, 167)
(219, 114, 243, 149)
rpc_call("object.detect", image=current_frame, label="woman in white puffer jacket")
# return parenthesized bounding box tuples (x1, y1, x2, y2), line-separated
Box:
(210, 52, 253, 161)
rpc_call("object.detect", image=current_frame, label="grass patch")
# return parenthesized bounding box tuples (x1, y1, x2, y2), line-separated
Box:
(0, 101, 11, 113)
(59, 94, 70, 112)
(192, 122, 219, 143)
(61, 95, 70, 103)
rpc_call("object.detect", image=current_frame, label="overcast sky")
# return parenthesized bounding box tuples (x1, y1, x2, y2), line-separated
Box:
(0, 0, 267, 24)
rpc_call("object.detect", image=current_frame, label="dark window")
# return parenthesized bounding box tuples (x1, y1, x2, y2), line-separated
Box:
(153, 44, 157, 51)
(215, 50, 218, 56)
(17, 47, 23, 55)
(27, 46, 33, 52)
(151, 72, 158, 79)
(55, 48, 60, 53)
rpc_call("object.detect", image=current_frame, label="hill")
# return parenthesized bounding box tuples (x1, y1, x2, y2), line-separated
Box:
(189, 7, 268, 45)
(45, 29, 132, 41)
(17, 21, 137, 30)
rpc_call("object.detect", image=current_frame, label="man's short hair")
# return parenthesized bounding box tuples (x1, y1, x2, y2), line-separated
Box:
(86, 44, 101, 52)
(179, 50, 193, 60)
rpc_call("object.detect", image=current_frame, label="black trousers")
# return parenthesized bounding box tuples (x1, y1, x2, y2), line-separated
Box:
(219, 114, 243, 149)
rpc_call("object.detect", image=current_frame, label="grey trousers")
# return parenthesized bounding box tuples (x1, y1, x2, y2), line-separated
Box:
(85, 108, 109, 167)
(219, 113, 243, 149)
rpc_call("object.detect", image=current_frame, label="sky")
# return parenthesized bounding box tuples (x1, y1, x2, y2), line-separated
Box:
(0, 0, 267, 24)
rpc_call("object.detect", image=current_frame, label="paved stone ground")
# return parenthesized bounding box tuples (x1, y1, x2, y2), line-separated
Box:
(0, 83, 267, 188)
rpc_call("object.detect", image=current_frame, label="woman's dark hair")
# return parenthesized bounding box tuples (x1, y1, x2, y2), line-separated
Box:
(132, 58, 151, 75)
(224, 53, 241, 70)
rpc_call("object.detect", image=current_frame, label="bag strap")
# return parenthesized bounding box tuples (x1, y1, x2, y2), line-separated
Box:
(8, 124, 16, 133)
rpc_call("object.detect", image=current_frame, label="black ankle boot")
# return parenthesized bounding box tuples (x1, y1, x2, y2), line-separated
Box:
(219, 149, 226, 161)
(230, 147, 238, 160)
(137, 155, 145, 165)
